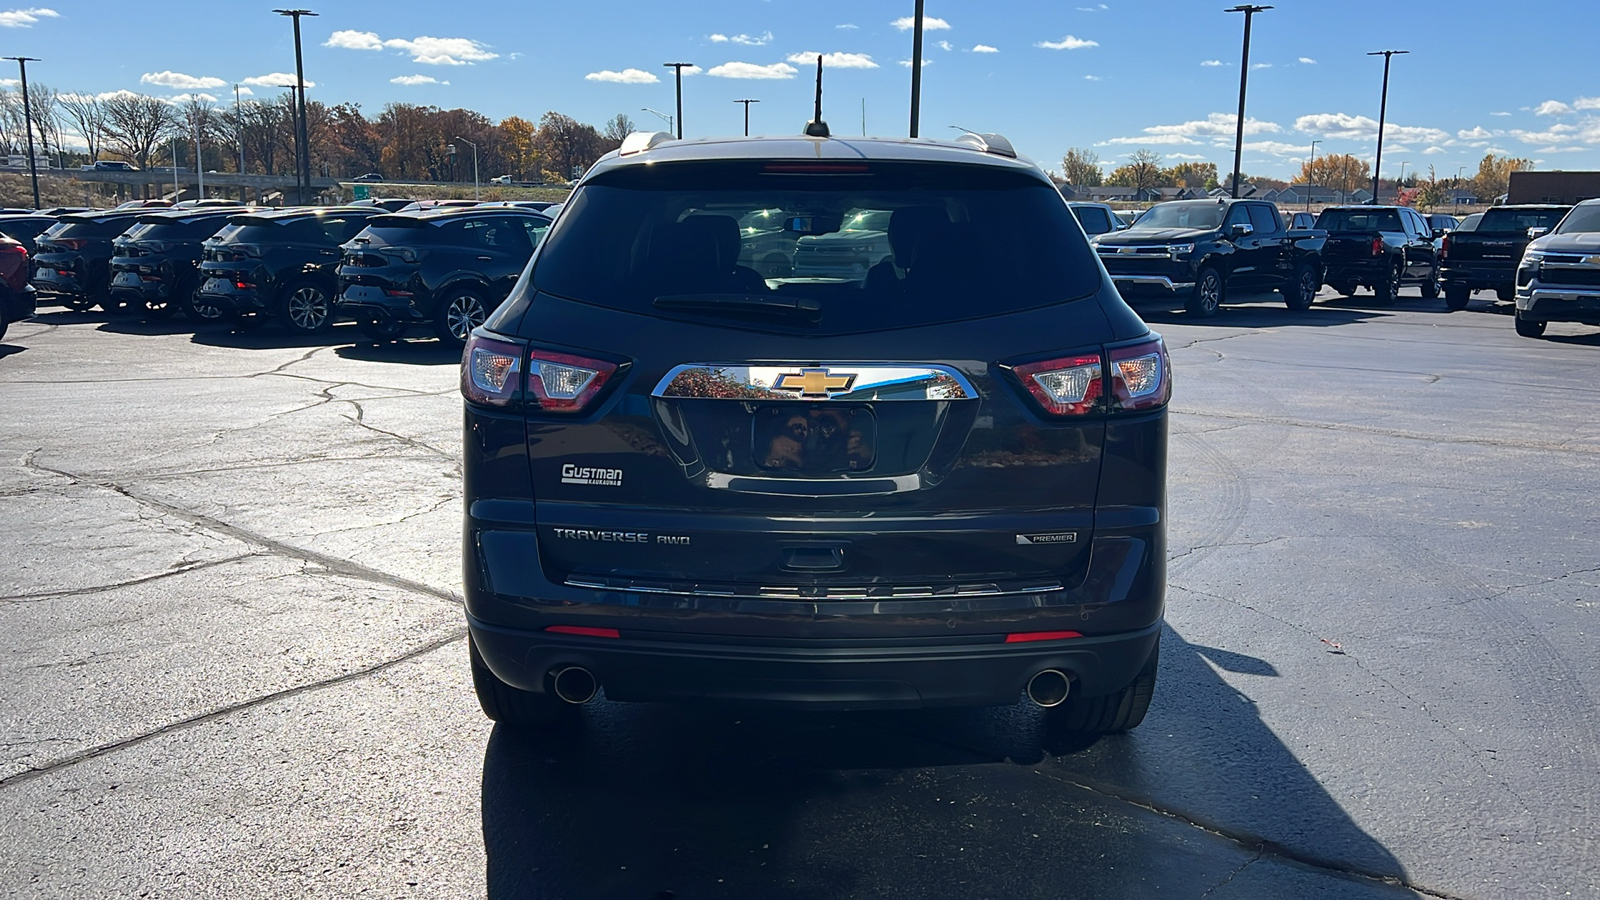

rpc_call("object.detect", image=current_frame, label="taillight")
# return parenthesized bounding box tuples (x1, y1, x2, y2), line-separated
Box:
(1439, 234, 1451, 260)
(527, 349, 617, 413)
(1013, 353, 1103, 416)
(461, 332, 525, 407)
(1108, 336, 1172, 412)
(1371, 237, 1383, 257)
(54, 238, 88, 251)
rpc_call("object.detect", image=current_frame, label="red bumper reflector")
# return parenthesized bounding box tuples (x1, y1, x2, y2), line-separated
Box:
(1005, 630, 1084, 643)
(545, 625, 620, 639)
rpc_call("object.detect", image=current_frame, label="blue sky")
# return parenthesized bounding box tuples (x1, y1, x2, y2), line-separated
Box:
(5, 0, 1598, 180)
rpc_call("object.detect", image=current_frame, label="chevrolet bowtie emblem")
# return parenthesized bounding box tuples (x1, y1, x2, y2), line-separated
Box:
(774, 368, 856, 398)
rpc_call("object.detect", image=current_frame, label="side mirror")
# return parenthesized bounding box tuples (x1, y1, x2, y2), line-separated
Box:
(1528, 227, 1550, 239)
(1230, 222, 1255, 238)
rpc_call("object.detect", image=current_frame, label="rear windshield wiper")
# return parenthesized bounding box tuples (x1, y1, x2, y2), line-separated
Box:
(653, 293, 822, 323)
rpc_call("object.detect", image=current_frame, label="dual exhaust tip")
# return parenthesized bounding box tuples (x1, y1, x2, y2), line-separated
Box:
(551, 665, 1070, 708)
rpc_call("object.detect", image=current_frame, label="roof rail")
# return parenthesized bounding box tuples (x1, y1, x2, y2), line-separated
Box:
(618, 131, 676, 156)
(953, 132, 1018, 159)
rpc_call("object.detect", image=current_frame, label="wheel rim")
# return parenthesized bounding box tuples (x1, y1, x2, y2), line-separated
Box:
(1389, 265, 1403, 296)
(191, 298, 224, 320)
(446, 295, 487, 340)
(287, 286, 330, 331)
(1299, 271, 1317, 304)
(1199, 274, 1220, 313)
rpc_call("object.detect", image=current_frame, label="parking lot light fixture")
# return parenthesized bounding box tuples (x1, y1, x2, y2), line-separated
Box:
(3, 56, 42, 208)
(274, 9, 318, 204)
(663, 63, 694, 139)
(454, 136, 480, 200)
(909, 0, 926, 138)
(641, 107, 674, 134)
(734, 99, 760, 136)
(1224, 5, 1271, 199)
(1367, 49, 1409, 204)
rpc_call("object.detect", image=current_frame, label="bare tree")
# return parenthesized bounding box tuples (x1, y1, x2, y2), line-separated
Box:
(58, 92, 108, 162)
(25, 83, 63, 165)
(534, 111, 604, 182)
(103, 93, 177, 171)
(1059, 147, 1103, 186)
(601, 113, 634, 147)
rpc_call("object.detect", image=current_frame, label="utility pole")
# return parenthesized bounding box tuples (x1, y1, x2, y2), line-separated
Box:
(4, 57, 42, 209)
(909, 0, 926, 137)
(1368, 49, 1409, 204)
(663, 63, 693, 140)
(234, 83, 246, 176)
(1225, 5, 1271, 199)
(734, 99, 759, 136)
(453, 136, 479, 199)
(641, 107, 673, 134)
(1306, 139, 1320, 212)
(275, 9, 318, 204)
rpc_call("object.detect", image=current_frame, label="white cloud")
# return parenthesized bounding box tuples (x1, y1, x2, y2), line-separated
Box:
(1575, 97, 1600, 111)
(1535, 100, 1573, 116)
(1076, 3, 1109, 9)
(891, 16, 950, 30)
(706, 61, 797, 79)
(93, 89, 142, 102)
(1201, 59, 1223, 66)
(1294, 112, 1447, 144)
(1096, 134, 1204, 146)
(971, 44, 998, 53)
(1422, 147, 1446, 155)
(1298, 57, 1317, 65)
(585, 68, 660, 84)
(0, 7, 57, 27)
(1154, 112, 1281, 139)
(1038, 34, 1098, 50)
(897, 59, 933, 67)
(836, 23, 857, 30)
(709, 31, 772, 46)
(1165, 153, 1208, 160)
(0, 77, 15, 88)
(1457, 126, 1494, 140)
(1537, 146, 1587, 153)
(391, 74, 448, 86)
(1510, 124, 1579, 144)
(937, 40, 953, 51)
(1240, 140, 1309, 156)
(140, 71, 226, 91)
(168, 92, 219, 104)
(1251, 62, 1272, 70)
(233, 86, 253, 97)
(786, 51, 878, 69)
(241, 73, 314, 89)
(1084, 75, 1102, 81)
(325, 29, 383, 50)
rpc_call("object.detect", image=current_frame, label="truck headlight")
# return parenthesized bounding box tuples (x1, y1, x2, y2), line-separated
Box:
(1167, 243, 1195, 260)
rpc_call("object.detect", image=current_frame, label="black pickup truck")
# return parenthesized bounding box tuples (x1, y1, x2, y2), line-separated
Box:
(1317, 205, 1441, 303)
(1094, 198, 1325, 315)
(1439, 204, 1569, 309)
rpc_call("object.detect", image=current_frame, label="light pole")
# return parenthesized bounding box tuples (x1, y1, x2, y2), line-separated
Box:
(641, 107, 673, 134)
(1398, 160, 1409, 187)
(1306, 139, 1321, 212)
(1225, 5, 1271, 199)
(3, 56, 41, 209)
(1368, 49, 1409, 204)
(171, 135, 181, 200)
(734, 99, 760, 136)
(274, 9, 318, 204)
(663, 62, 694, 139)
(453, 136, 479, 200)
(234, 84, 246, 176)
(909, 0, 926, 137)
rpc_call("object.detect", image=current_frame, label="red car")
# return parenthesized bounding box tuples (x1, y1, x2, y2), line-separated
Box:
(0, 233, 35, 341)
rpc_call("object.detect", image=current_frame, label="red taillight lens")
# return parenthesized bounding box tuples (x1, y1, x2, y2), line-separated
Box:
(461, 332, 525, 407)
(1371, 237, 1383, 257)
(1005, 630, 1084, 643)
(545, 625, 620, 639)
(1013, 354, 1103, 416)
(55, 238, 88, 251)
(1440, 234, 1451, 259)
(1108, 336, 1171, 412)
(527, 349, 617, 413)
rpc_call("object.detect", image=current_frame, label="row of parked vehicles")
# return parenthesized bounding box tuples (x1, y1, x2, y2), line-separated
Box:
(1071, 195, 1600, 337)
(1, 196, 561, 345)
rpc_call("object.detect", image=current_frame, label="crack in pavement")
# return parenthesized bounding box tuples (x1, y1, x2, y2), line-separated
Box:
(1166, 536, 1286, 566)
(345, 399, 457, 463)
(1172, 410, 1600, 455)
(1197, 849, 1263, 899)
(0, 552, 261, 603)
(0, 629, 467, 792)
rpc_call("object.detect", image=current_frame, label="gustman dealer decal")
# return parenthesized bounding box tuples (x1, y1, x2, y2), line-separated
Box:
(561, 463, 623, 487)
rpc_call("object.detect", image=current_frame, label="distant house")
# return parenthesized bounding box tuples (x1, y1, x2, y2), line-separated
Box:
(1207, 182, 1259, 199)
(1272, 184, 1352, 206)
(1446, 189, 1479, 207)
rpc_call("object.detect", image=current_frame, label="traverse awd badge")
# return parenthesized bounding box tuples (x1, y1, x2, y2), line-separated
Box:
(774, 368, 856, 398)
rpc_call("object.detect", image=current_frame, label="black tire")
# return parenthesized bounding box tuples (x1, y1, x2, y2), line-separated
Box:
(1333, 281, 1358, 298)
(434, 287, 491, 345)
(1045, 636, 1159, 736)
(184, 290, 232, 323)
(280, 280, 336, 334)
(1375, 259, 1403, 304)
(1184, 267, 1223, 317)
(1514, 310, 1547, 338)
(362, 316, 410, 342)
(1281, 264, 1318, 311)
(61, 296, 95, 312)
(144, 283, 183, 320)
(1421, 267, 1440, 300)
(469, 635, 575, 727)
(1444, 284, 1470, 311)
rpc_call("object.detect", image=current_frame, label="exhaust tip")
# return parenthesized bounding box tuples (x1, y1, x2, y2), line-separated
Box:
(1026, 669, 1071, 708)
(551, 666, 599, 704)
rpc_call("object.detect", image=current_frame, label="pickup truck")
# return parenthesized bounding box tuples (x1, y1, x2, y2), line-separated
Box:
(1316, 205, 1441, 303)
(1094, 198, 1325, 315)
(1512, 199, 1600, 338)
(1439, 204, 1569, 309)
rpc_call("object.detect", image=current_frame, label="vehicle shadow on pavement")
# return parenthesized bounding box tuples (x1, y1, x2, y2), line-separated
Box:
(0, 343, 25, 359)
(478, 626, 1408, 899)
(187, 323, 368, 349)
(1135, 304, 1381, 329)
(335, 340, 463, 366)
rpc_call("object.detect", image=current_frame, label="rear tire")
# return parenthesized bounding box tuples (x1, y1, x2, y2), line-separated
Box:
(1333, 281, 1358, 298)
(184, 291, 232, 323)
(1281, 264, 1318, 311)
(1375, 259, 1403, 304)
(61, 296, 95, 312)
(434, 287, 490, 345)
(281, 281, 336, 334)
(1444, 285, 1470, 311)
(1514, 310, 1547, 338)
(1185, 267, 1223, 317)
(1421, 267, 1440, 300)
(469, 635, 575, 728)
(1045, 636, 1159, 736)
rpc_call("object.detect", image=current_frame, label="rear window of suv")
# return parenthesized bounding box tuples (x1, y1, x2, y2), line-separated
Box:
(1316, 208, 1403, 232)
(43, 217, 139, 240)
(528, 160, 1100, 334)
(1478, 208, 1568, 233)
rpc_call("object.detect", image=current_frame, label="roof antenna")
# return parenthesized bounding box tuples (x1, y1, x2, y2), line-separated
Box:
(804, 55, 830, 137)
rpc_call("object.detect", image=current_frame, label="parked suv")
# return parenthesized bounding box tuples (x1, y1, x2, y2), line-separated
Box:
(461, 132, 1170, 739)
(1439, 204, 1569, 309)
(194, 207, 380, 333)
(1067, 201, 1125, 237)
(336, 207, 551, 343)
(0, 213, 61, 254)
(1317, 205, 1439, 302)
(107, 207, 242, 319)
(0, 233, 33, 342)
(1513, 199, 1600, 338)
(30, 209, 149, 311)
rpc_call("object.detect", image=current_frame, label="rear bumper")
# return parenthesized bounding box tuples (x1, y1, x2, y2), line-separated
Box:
(2, 285, 34, 322)
(470, 616, 1162, 709)
(1440, 261, 1513, 290)
(1322, 258, 1386, 283)
(30, 269, 89, 299)
(338, 283, 425, 319)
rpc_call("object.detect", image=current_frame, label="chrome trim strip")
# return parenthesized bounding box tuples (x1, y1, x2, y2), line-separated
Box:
(653, 363, 977, 401)
(704, 471, 923, 495)
(1111, 276, 1195, 291)
(563, 576, 1065, 601)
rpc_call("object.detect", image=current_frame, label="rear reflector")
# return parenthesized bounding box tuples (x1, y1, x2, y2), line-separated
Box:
(1005, 630, 1084, 643)
(545, 625, 621, 639)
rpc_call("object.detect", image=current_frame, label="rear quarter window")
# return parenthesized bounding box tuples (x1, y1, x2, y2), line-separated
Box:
(1478, 208, 1568, 233)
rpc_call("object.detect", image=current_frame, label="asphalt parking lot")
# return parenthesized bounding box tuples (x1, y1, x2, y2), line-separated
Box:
(1, 289, 1596, 900)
